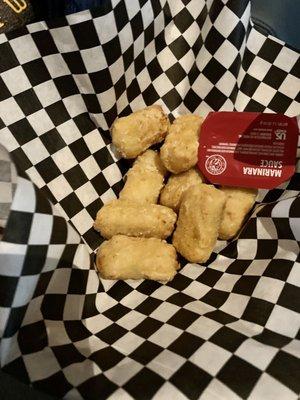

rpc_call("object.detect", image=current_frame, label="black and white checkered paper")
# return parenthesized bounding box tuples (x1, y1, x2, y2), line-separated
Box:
(0, 1, 299, 399)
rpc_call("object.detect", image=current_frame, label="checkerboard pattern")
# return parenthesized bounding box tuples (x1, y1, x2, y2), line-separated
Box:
(0, 144, 17, 235)
(0, 0, 299, 399)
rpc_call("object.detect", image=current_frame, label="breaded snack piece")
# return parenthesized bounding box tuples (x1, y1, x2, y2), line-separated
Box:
(219, 187, 258, 240)
(97, 235, 179, 282)
(160, 114, 203, 174)
(160, 168, 204, 211)
(119, 150, 167, 204)
(173, 184, 226, 263)
(94, 200, 177, 239)
(111, 105, 169, 159)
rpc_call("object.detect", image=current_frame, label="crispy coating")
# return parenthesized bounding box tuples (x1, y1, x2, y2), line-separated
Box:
(119, 150, 167, 204)
(160, 168, 204, 211)
(97, 235, 179, 282)
(160, 114, 203, 174)
(173, 184, 226, 263)
(111, 105, 169, 159)
(219, 187, 258, 240)
(94, 200, 177, 239)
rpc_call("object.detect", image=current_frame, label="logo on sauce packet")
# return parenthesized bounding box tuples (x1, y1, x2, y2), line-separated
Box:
(198, 112, 299, 189)
(205, 155, 227, 175)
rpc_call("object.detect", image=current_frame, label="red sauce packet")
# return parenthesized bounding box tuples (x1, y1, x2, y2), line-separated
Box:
(198, 112, 299, 189)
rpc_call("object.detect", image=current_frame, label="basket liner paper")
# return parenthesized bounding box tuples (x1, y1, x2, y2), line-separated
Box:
(0, 1, 299, 399)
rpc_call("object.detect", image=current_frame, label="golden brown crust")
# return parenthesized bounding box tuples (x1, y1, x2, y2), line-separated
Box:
(94, 199, 177, 239)
(119, 150, 167, 204)
(160, 168, 204, 211)
(173, 184, 226, 263)
(97, 235, 179, 282)
(111, 105, 169, 159)
(218, 187, 258, 240)
(160, 114, 203, 174)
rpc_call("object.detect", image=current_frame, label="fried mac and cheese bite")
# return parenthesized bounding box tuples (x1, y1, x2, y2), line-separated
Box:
(119, 150, 166, 204)
(219, 187, 257, 240)
(112, 105, 169, 159)
(94, 200, 177, 239)
(173, 184, 226, 263)
(160, 168, 204, 211)
(97, 235, 179, 282)
(160, 114, 203, 174)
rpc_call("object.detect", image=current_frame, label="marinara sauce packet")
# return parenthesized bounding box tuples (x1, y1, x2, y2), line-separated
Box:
(198, 112, 299, 189)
